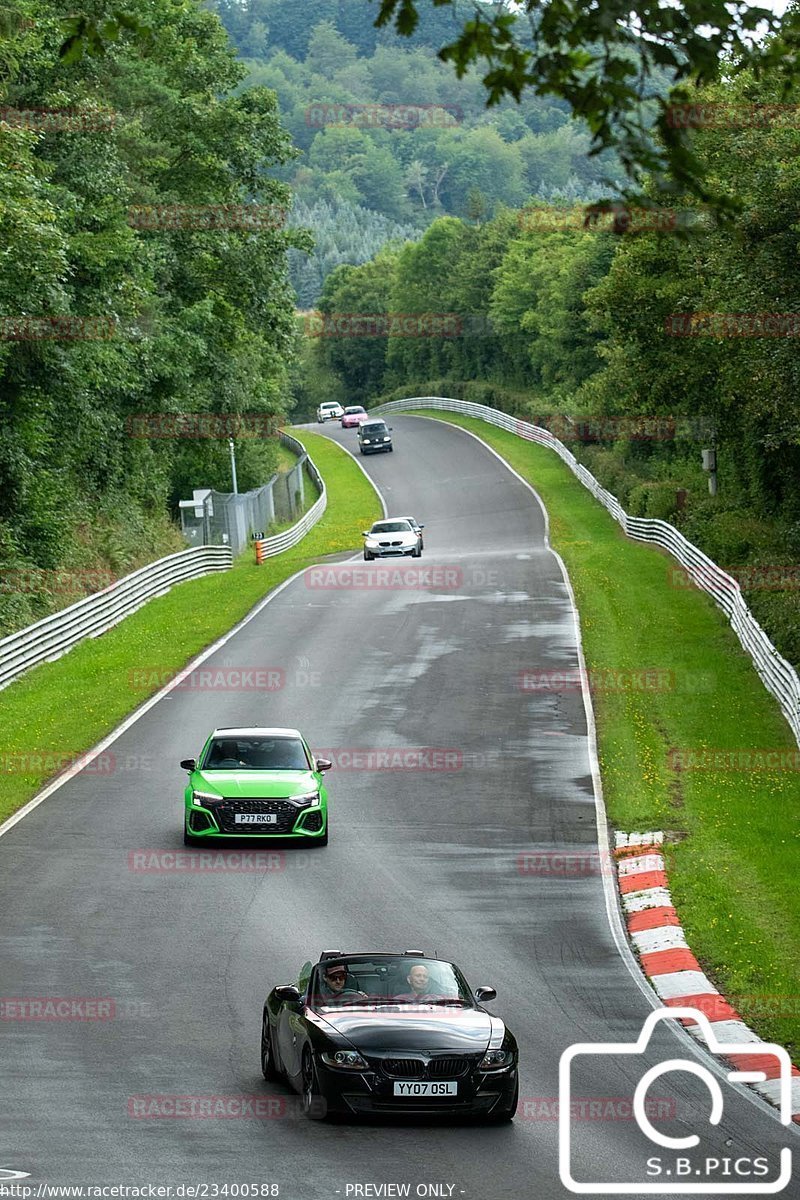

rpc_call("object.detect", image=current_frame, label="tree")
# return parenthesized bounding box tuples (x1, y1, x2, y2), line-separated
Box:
(374, 0, 800, 208)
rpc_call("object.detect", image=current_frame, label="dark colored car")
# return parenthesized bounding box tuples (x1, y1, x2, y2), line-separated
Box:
(260, 951, 519, 1121)
(357, 420, 393, 454)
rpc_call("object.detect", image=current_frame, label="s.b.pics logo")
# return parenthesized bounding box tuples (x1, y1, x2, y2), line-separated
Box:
(559, 1008, 793, 1193)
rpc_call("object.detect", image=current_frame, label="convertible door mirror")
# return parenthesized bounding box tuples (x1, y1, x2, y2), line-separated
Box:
(475, 986, 497, 1003)
(180, 759, 196, 771)
(274, 985, 301, 1004)
(315, 757, 332, 772)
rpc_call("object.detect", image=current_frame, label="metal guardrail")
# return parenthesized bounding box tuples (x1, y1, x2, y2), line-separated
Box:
(0, 545, 233, 691)
(374, 396, 800, 749)
(252, 433, 327, 561)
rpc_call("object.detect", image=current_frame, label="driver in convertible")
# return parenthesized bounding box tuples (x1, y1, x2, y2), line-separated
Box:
(317, 963, 368, 1003)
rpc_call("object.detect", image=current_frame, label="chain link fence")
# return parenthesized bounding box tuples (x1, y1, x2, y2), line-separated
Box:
(179, 436, 311, 555)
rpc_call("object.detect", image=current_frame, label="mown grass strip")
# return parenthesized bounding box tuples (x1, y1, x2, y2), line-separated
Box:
(0, 431, 381, 826)
(405, 410, 800, 1053)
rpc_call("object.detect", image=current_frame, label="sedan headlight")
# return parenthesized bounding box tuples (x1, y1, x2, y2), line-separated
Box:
(479, 1048, 513, 1070)
(383, 437, 390, 442)
(288, 790, 319, 806)
(192, 790, 221, 807)
(365, 539, 378, 548)
(362, 438, 371, 444)
(321, 1049, 368, 1070)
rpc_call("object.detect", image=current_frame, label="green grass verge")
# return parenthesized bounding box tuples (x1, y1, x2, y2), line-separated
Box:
(404, 410, 800, 1053)
(0, 430, 380, 822)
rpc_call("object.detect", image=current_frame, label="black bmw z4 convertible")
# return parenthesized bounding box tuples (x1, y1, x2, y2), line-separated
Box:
(260, 950, 519, 1121)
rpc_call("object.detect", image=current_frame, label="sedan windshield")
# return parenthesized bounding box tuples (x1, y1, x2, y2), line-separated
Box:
(369, 521, 412, 534)
(310, 957, 474, 1007)
(344, 407, 365, 414)
(202, 736, 310, 771)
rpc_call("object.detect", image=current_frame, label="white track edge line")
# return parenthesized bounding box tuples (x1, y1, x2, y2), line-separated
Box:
(0, 436, 380, 841)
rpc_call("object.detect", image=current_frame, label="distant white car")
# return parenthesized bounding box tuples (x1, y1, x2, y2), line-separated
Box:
(317, 402, 344, 423)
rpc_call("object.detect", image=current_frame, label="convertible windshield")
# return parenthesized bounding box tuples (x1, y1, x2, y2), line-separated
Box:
(310, 957, 474, 1006)
(202, 736, 310, 771)
(370, 521, 412, 534)
(344, 406, 365, 414)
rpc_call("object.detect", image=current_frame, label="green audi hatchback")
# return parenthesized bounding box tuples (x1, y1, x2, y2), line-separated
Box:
(181, 727, 330, 846)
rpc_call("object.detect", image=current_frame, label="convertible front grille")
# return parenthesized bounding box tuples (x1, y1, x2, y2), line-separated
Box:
(382, 1058, 425, 1079)
(428, 1057, 470, 1078)
(216, 799, 298, 834)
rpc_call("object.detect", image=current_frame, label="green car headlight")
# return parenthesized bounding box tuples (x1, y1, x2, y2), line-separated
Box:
(290, 790, 320, 806)
(192, 790, 220, 807)
(321, 1049, 368, 1070)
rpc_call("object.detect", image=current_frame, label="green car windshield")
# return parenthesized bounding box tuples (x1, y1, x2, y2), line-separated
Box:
(201, 736, 311, 771)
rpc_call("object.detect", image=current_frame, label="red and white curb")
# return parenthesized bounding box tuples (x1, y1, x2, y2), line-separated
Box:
(615, 830, 800, 1123)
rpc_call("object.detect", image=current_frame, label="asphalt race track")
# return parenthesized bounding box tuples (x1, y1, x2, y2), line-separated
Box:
(0, 415, 794, 1198)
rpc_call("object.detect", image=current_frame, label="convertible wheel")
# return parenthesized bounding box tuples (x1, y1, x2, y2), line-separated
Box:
(301, 1048, 327, 1120)
(485, 1076, 519, 1123)
(260, 1016, 282, 1081)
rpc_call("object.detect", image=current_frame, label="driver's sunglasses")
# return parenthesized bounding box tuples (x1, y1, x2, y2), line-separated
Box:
(326, 970, 347, 982)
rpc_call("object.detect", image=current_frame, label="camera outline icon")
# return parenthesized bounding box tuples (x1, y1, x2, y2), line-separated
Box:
(559, 1006, 793, 1194)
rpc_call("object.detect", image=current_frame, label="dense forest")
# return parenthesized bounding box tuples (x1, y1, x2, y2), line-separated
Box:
(212, 0, 627, 302)
(301, 69, 800, 669)
(0, 0, 305, 635)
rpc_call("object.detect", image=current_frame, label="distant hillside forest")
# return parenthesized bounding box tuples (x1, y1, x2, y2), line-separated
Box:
(212, 0, 627, 303)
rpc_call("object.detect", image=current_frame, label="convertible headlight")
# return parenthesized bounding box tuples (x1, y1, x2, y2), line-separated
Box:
(321, 1049, 368, 1070)
(192, 790, 220, 807)
(288, 790, 319, 806)
(479, 1048, 513, 1070)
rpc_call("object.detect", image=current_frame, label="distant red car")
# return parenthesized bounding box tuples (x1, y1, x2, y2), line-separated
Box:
(341, 406, 369, 428)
